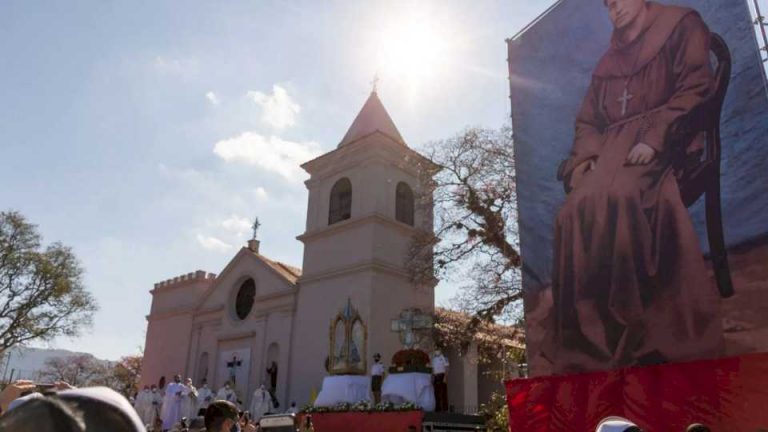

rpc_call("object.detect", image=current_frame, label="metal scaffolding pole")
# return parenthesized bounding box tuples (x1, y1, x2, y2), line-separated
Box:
(754, 0, 768, 62)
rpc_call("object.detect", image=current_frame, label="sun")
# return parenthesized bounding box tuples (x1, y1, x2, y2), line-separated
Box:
(374, 7, 451, 99)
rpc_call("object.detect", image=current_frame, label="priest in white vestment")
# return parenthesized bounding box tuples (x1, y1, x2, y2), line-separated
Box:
(181, 378, 198, 420)
(249, 384, 274, 422)
(216, 382, 237, 404)
(197, 381, 214, 414)
(161, 375, 186, 431)
(134, 386, 154, 426)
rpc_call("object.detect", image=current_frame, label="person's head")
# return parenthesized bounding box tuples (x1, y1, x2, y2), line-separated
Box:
(0, 397, 85, 432)
(185, 377, 193, 385)
(174, 374, 182, 383)
(142, 385, 149, 392)
(596, 416, 642, 432)
(224, 381, 231, 389)
(0, 387, 145, 432)
(205, 400, 240, 432)
(290, 401, 296, 407)
(150, 385, 157, 392)
(373, 353, 381, 362)
(603, 0, 646, 30)
(686, 424, 711, 432)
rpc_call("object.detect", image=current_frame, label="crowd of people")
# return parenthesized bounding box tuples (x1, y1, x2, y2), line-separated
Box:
(0, 375, 299, 432)
(131, 374, 298, 431)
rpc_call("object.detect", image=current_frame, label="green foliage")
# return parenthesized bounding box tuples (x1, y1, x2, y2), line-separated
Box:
(301, 400, 420, 414)
(0, 210, 98, 354)
(479, 390, 510, 432)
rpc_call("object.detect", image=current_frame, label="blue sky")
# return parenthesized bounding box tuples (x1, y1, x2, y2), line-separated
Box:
(0, 1, 557, 360)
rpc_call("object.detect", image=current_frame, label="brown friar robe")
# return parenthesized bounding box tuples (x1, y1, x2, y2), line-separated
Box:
(547, 2, 724, 374)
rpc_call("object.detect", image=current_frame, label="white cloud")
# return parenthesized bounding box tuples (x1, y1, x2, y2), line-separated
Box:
(213, 132, 320, 181)
(221, 215, 252, 235)
(254, 187, 269, 201)
(196, 234, 232, 252)
(205, 91, 220, 106)
(248, 85, 300, 129)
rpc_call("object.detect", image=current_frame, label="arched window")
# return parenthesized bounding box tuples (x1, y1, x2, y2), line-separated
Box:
(197, 352, 209, 385)
(329, 178, 352, 225)
(234, 278, 256, 320)
(395, 182, 415, 226)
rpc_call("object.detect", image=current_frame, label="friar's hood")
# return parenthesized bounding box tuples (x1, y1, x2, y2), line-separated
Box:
(593, 1, 701, 78)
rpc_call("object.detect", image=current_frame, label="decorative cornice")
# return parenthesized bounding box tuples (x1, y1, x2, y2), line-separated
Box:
(302, 136, 436, 181)
(298, 258, 409, 284)
(217, 330, 257, 341)
(297, 212, 426, 243)
(146, 306, 196, 322)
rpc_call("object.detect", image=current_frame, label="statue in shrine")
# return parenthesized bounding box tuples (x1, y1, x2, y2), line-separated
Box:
(313, 299, 370, 407)
(328, 298, 367, 375)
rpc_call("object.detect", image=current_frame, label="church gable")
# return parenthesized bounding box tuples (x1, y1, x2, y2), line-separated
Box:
(194, 247, 299, 316)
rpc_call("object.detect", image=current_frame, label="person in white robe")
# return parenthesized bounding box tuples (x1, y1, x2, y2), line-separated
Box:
(249, 384, 273, 423)
(134, 386, 153, 426)
(180, 378, 198, 421)
(215, 381, 237, 404)
(196, 380, 214, 415)
(161, 375, 186, 431)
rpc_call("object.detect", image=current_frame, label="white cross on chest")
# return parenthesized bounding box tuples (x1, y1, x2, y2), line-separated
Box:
(617, 86, 634, 116)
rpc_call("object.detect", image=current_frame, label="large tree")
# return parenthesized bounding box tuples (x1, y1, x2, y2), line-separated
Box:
(39, 354, 108, 387)
(0, 210, 98, 355)
(410, 126, 522, 332)
(110, 354, 143, 397)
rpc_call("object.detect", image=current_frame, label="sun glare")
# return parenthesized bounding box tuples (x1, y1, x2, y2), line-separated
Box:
(375, 7, 451, 101)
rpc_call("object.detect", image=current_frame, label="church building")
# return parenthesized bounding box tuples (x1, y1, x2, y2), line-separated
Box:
(141, 90, 512, 412)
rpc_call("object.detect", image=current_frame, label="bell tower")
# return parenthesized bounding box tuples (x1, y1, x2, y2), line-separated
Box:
(286, 90, 437, 404)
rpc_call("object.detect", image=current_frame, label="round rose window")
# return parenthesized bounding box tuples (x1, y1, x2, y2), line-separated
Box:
(235, 278, 256, 320)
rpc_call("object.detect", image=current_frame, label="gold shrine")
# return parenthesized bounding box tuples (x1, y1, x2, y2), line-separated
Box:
(328, 298, 367, 375)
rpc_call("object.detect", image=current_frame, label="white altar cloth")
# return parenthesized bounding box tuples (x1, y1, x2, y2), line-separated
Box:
(314, 375, 370, 407)
(381, 372, 435, 411)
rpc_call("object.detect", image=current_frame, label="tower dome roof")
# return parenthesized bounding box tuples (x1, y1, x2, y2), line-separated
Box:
(338, 91, 405, 147)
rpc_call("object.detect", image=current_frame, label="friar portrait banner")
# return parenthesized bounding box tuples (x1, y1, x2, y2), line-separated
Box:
(507, 0, 768, 377)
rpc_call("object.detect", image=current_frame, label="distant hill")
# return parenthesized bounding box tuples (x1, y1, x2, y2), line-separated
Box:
(1, 346, 108, 382)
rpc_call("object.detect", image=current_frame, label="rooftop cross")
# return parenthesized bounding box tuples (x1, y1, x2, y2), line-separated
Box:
(251, 217, 261, 241)
(371, 73, 380, 94)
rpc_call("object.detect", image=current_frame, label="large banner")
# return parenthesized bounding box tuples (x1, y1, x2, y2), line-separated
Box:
(505, 352, 768, 431)
(507, 0, 768, 377)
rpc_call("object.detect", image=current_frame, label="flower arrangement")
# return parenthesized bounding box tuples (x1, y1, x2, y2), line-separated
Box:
(301, 400, 421, 414)
(388, 349, 432, 374)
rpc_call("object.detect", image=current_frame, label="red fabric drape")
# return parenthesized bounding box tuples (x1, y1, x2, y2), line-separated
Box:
(506, 353, 768, 431)
(302, 411, 422, 432)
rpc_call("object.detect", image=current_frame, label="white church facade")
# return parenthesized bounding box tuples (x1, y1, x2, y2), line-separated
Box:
(141, 91, 510, 412)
